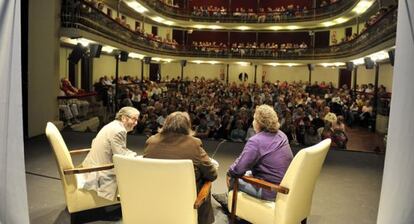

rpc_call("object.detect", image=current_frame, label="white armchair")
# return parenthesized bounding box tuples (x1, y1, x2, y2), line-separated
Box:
(229, 139, 331, 224)
(113, 155, 212, 224)
(45, 122, 119, 214)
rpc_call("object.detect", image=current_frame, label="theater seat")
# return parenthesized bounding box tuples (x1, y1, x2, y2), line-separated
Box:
(228, 139, 331, 224)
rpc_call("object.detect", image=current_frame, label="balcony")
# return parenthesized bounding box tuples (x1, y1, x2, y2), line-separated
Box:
(61, 1, 397, 61)
(137, 0, 358, 24)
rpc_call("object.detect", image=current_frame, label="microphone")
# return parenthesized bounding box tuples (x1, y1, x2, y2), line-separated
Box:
(211, 139, 227, 159)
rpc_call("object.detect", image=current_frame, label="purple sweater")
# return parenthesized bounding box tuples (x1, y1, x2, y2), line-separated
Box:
(228, 130, 293, 200)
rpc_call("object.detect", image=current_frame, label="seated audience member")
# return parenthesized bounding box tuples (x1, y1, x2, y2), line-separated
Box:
(144, 112, 218, 224)
(332, 115, 348, 148)
(318, 112, 337, 141)
(80, 107, 140, 201)
(230, 120, 247, 142)
(196, 116, 210, 138)
(213, 105, 293, 211)
(60, 77, 90, 118)
(304, 125, 321, 146)
(360, 100, 373, 128)
(58, 99, 80, 126)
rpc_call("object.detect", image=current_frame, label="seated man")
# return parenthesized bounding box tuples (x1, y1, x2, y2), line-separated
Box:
(144, 112, 218, 224)
(80, 107, 140, 201)
(213, 105, 293, 211)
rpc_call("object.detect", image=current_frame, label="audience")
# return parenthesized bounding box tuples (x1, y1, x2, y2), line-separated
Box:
(159, 0, 343, 22)
(90, 76, 390, 149)
(59, 78, 90, 125)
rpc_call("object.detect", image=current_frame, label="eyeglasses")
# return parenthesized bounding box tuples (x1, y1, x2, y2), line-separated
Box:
(127, 115, 139, 122)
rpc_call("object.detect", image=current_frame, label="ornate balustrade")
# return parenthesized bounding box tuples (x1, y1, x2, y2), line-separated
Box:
(138, 0, 358, 23)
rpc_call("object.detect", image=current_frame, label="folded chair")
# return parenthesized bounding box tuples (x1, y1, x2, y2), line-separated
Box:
(113, 155, 212, 224)
(229, 139, 331, 224)
(45, 122, 119, 214)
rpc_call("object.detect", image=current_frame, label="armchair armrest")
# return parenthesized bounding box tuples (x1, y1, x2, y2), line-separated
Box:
(63, 163, 114, 175)
(241, 176, 289, 194)
(69, 148, 91, 155)
(193, 181, 212, 209)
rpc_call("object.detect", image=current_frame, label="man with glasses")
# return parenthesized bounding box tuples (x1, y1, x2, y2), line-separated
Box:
(80, 106, 140, 201)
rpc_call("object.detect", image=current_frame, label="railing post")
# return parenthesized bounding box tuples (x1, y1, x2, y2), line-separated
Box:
(372, 63, 380, 132)
(114, 54, 119, 111)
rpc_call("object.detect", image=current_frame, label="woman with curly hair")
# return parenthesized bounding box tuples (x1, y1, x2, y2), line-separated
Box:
(213, 105, 293, 209)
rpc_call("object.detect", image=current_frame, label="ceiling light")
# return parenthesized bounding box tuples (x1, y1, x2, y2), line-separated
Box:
(352, 0, 373, 15)
(208, 25, 222, 30)
(77, 38, 93, 47)
(237, 26, 250, 31)
(101, 45, 116, 53)
(192, 60, 203, 64)
(369, 51, 388, 61)
(125, 1, 148, 13)
(237, 61, 249, 66)
(152, 16, 165, 23)
(268, 26, 282, 31)
(352, 58, 365, 65)
(162, 58, 173, 63)
(266, 62, 279, 67)
(286, 25, 300, 30)
(321, 21, 335, 27)
(129, 53, 145, 59)
(334, 17, 348, 24)
(193, 24, 206, 29)
(164, 21, 175, 26)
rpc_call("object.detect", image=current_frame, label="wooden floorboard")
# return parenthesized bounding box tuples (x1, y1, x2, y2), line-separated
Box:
(346, 126, 386, 153)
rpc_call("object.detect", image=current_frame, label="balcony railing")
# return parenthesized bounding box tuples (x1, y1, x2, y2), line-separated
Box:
(61, 0, 397, 61)
(137, 0, 358, 23)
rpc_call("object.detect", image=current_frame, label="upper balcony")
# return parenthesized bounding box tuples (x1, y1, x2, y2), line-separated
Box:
(61, 0, 397, 62)
(116, 0, 378, 31)
(137, 0, 358, 24)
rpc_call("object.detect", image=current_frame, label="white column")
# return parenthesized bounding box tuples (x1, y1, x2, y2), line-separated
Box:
(377, 1, 414, 223)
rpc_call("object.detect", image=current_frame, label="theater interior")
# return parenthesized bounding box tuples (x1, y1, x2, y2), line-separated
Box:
(1, 0, 413, 223)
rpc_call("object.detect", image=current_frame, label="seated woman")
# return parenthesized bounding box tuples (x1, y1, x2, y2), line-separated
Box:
(213, 105, 293, 210)
(144, 112, 218, 224)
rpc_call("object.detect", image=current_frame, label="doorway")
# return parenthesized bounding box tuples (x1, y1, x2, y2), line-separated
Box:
(339, 69, 352, 89)
(149, 63, 161, 82)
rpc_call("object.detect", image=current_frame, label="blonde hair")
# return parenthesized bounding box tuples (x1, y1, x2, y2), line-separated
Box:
(160, 111, 194, 135)
(254, 104, 280, 133)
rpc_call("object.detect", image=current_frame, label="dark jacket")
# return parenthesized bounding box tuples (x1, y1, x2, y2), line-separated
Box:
(144, 133, 217, 224)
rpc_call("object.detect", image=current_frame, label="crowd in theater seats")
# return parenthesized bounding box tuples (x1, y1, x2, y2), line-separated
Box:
(331, 5, 395, 45)
(158, 0, 342, 22)
(192, 41, 308, 56)
(81, 0, 180, 50)
(79, 0, 395, 56)
(92, 76, 391, 149)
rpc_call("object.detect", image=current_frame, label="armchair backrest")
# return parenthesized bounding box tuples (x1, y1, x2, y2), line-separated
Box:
(45, 122, 77, 200)
(274, 139, 331, 224)
(45, 122, 75, 173)
(113, 155, 198, 224)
